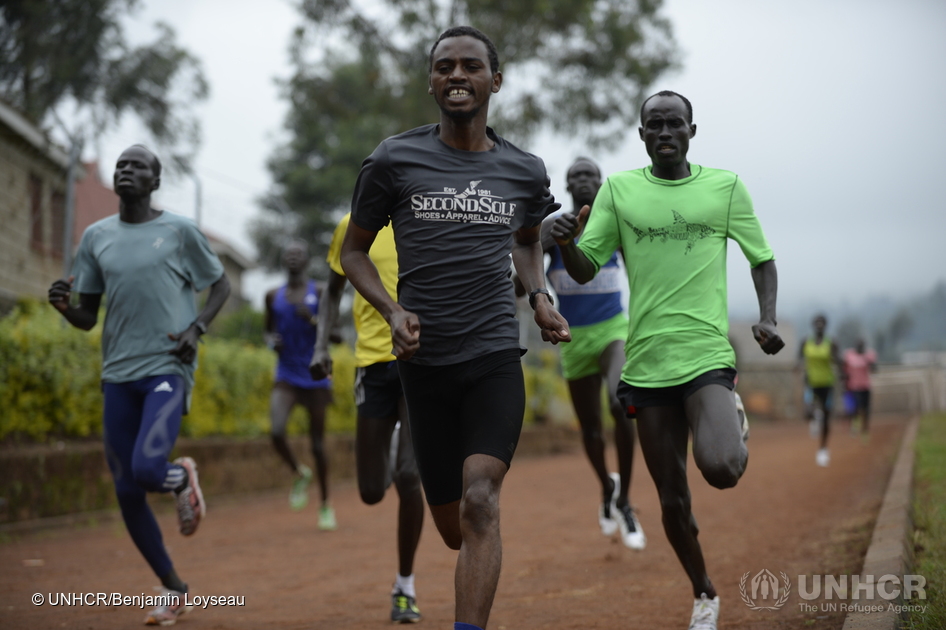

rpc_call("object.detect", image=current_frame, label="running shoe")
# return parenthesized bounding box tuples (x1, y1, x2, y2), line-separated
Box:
(289, 464, 313, 511)
(144, 589, 193, 626)
(390, 589, 422, 623)
(319, 504, 337, 531)
(734, 392, 748, 441)
(615, 504, 646, 550)
(816, 448, 830, 467)
(598, 472, 620, 536)
(173, 457, 204, 536)
(688, 593, 719, 630)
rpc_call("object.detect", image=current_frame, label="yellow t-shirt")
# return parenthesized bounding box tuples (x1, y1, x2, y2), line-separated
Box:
(327, 213, 398, 367)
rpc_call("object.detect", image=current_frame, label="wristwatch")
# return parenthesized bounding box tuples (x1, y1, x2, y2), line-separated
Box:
(193, 320, 208, 336)
(528, 288, 553, 310)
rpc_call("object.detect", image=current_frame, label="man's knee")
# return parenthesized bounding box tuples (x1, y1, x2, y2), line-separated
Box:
(114, 479, 146, 507)
(130, 460, 165, 492)
(459, 480, 500, 536)
(608, 394, 626, 422)
(580, 422, 604, 444)
(659, 490, 691, 522)
(392, 465, 422, 498)
(358, 469, 391, 505)
(697, 448, 747, 489)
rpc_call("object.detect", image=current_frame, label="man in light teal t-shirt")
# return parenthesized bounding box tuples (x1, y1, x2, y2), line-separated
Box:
(48, 145, 229, 626)
(551, 91, 784, 630)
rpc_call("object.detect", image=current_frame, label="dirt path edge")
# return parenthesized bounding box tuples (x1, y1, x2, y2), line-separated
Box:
(842, 415, 919, 630)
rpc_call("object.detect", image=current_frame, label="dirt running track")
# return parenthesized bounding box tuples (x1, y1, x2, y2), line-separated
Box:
(2, 415, 907, 630)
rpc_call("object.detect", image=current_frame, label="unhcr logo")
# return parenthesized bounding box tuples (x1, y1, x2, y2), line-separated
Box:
(739, 569, 791, 610)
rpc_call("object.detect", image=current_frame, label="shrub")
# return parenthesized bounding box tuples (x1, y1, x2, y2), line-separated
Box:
(0, 299, 360, 441)
(1, 299, 574, 442)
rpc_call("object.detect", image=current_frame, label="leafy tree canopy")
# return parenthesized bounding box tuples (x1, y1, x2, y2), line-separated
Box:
(0, 0, 208, 167)
(255, 0, 678, 272)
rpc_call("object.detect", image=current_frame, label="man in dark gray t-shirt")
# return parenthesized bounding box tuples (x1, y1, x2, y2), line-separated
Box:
(340, 26, 571, 630)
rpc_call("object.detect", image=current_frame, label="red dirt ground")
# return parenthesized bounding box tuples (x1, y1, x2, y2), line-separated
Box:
(2, 414, 906, 629)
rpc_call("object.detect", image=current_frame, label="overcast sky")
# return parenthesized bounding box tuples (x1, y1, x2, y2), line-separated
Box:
(94, 0, 946, 319)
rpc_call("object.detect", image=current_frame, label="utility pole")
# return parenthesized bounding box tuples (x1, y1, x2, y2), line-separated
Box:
(61, 137, 83, 277)
(192, 171, 202, 227)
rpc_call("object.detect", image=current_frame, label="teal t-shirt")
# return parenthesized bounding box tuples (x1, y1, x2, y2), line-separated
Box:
(577, 164, 774, 387)
(72, 211, 225, 390)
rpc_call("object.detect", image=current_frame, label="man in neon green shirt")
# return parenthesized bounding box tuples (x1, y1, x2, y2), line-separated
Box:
(551, 91, 784, 630)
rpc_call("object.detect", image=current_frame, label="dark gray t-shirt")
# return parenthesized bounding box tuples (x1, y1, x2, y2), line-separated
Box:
(351, 124, 559, 365)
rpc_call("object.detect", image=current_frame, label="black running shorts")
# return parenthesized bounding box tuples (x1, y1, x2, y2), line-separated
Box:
(617, 368, 737, 409)
(397, 349, 524, 506)
(354, 360, 403, 419)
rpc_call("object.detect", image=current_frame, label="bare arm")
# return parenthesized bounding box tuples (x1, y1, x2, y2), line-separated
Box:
(341, 221, 420, 360)
(549, 206, 597, 284)
(168, 273, 231, 364)
(749, 260, 784, 355)
(263, 288, 282, 352)
(310, 270, 347, 380)
(47, 276, 100, 331)
(538, 213, 559, 253)
(512, 224, 570, 344)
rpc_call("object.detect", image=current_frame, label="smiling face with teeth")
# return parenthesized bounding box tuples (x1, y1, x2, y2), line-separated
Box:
(638, 94, 697, 181)
(428, 35, 502, 123)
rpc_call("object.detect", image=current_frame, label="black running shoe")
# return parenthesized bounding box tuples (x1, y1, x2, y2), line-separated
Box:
(391, 590, 421, 624)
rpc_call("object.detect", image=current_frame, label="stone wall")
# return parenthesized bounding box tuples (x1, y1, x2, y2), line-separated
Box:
(0, 127, 69, 312)
(0, 425, 580, 526)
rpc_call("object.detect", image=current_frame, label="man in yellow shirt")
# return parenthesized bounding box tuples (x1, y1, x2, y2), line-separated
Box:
(311, 214, 424, 623)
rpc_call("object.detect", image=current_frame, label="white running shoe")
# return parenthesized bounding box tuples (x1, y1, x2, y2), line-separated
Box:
(615, 504, 646, 550)
(734, 392, 748, 441)
(597, 472, 620, 536)
(688, 593, 719, 630)
(816, 448, 830, 467)
(144, 588, 193, 626)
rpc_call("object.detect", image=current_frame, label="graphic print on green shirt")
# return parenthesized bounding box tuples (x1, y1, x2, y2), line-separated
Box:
(576, 164, 774, 388)
(623, 209, 716, 254)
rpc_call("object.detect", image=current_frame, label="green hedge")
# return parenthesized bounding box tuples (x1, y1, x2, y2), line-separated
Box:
(0, 299, 574, 442)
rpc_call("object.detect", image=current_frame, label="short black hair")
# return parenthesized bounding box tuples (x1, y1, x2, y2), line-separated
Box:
(567, 157, 602, 179)
(429, 26, 499, 75)
(640, 90, 693, 124)
(129, 144, 162, 177)
(284, 238, 309, 255)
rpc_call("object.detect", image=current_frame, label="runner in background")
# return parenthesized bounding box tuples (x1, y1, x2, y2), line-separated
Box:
(797, 314, 842, 466)
(310, 214, 425, 623)
(543, 157, 644, 549)
(264, 240, 335, 529)
(842, 338, 877, 435)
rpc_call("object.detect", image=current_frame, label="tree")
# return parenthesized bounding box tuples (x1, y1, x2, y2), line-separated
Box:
(0, 0, 208, 166)
(254, 0, 679, 272)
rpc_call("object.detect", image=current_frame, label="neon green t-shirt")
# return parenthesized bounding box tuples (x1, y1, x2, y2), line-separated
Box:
(327, 213, 398, 367)
(577, 164, 774, 387)
(803, 338, 836, 387)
